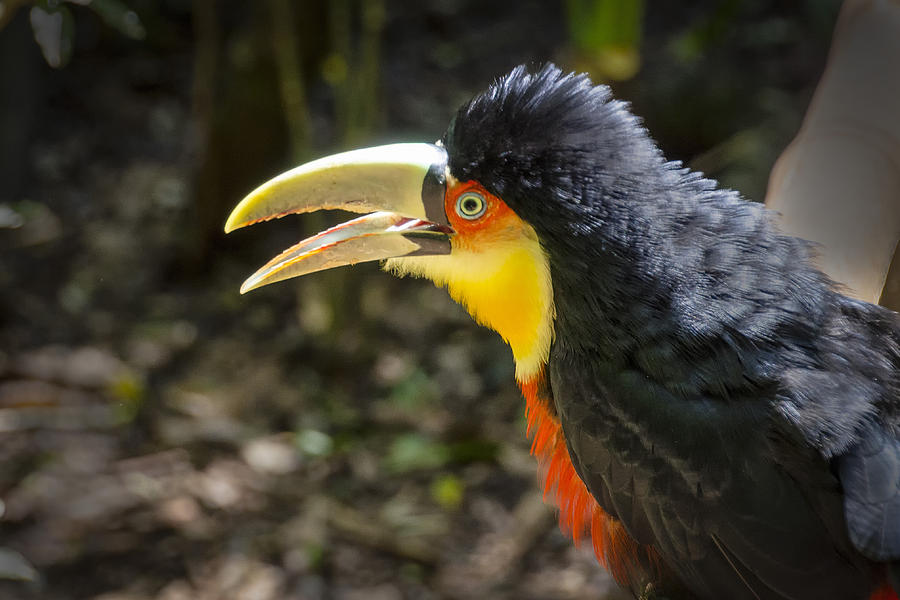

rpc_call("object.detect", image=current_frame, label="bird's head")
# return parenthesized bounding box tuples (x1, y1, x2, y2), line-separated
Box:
(225, 64, 661, 380)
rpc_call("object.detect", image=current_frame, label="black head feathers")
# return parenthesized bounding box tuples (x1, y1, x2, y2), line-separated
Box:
(442, 64, 664, 226)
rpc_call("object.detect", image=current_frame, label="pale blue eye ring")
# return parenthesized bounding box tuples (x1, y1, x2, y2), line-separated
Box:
(456, 192, 487, 219)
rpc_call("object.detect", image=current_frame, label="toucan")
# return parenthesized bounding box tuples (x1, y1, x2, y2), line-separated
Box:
(225, 65, 900, 600)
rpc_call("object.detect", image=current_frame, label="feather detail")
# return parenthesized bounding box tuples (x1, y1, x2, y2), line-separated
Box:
(519, 369, 660, 588)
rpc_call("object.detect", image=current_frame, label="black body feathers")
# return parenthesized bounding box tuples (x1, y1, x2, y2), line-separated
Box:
(444, 64, 900, 599)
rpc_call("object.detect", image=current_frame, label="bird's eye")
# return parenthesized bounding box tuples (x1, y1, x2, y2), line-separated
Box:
(456, 192, 487, 220)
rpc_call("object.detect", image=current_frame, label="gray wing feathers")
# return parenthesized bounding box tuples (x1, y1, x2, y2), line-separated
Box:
(838, 427, 900, 560)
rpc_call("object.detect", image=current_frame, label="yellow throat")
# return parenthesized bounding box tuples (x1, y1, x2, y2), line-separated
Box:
(385, 222, 555, 381)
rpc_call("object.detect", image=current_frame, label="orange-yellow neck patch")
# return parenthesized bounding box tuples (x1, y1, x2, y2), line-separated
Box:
(384, 180, 554, 380)
(520, 370, 660, 589)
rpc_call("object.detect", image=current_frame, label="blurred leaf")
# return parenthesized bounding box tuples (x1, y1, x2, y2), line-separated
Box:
(671, 30, 704, 63)
(0, 547, 38, 582)
(295, 429, 334, 457)
(385, 435, 496, 475)
(388, 369, 438, 410)
(447, 438, 498, 463)
(321, 52, 348, 86)
(303, 541, 326, 570)
(30, 1, 75, 68)
(566, 0, 643, 48)
(399, 562, 425, 583)
(87, 0, 145, 40)
(670, 0, 743, 64)
(0, 204, 24, 229)
(430, 474, 463, 510)
(384, 433, 450, 473)
(566, 0, 644, 80)
(109, 372, 145, 423)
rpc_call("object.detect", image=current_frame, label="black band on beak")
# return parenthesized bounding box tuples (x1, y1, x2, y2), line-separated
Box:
(422, 161, 449, 226)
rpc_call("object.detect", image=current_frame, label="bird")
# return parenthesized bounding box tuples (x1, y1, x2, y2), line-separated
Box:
(225, 64, 900, 600)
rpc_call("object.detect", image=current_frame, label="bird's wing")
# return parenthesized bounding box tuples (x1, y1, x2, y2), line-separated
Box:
(838, 427, 900, 561)
(833, 297, 900, 562)
(551, 350, 872, 599)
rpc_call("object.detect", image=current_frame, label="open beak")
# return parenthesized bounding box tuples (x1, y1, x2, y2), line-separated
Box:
(225, 143, 452, 293)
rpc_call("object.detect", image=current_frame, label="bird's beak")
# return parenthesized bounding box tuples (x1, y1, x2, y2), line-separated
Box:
(224, 143, 452, 293)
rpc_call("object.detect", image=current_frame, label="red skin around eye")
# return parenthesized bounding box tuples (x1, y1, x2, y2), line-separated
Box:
(445, 180, 523, 249)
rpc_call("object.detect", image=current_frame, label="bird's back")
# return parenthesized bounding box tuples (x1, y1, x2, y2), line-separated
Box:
(544, 174, 900, 599)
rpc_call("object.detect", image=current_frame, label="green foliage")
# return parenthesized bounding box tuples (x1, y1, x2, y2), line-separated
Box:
(388, 369, 439, 410)
(302, 541, 326, 570)
(108, 372, 146, 423)
(446, 439, 498, 463)
(566, 0, 644, 80)
(384, 433, 450, 473)
(88, 0, 145, 40)
(295, 429, 336, 458)
(430, 474, 464, 510)
(384, 433, 499, 474)
(670, 0, 743, 63)
(324, 0, 385, 145)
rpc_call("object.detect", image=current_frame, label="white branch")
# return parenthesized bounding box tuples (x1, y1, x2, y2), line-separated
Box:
(765, 0, 900, 304)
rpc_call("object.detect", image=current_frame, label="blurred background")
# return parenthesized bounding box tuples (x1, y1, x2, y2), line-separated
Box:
(0, 1, 844, 598)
